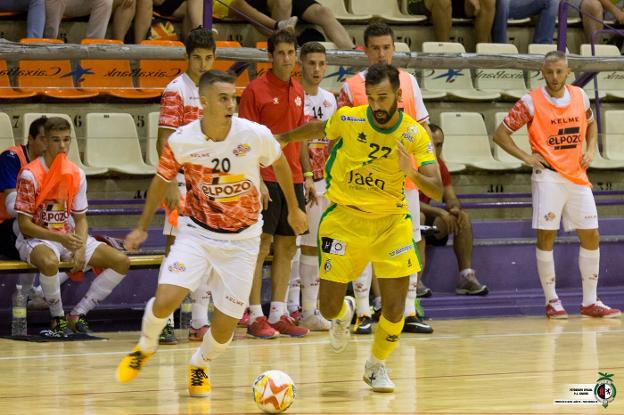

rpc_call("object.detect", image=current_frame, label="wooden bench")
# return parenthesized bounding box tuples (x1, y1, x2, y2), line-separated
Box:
(0, 254, 164, 274)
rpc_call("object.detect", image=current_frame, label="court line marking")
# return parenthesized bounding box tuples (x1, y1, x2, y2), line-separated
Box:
(0, 327, 622, 362)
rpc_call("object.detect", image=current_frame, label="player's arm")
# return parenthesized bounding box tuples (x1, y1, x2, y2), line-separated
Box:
(397, 141, 443, 201)
(299, 141, 318, 206)
(492, 123, 547, 170)
(157, 127, 181, 211)
(581, 118, 598, 169)
(70, 212, 89, 271)
(275, 120, 327, 147)
(272, 154, 307, 234)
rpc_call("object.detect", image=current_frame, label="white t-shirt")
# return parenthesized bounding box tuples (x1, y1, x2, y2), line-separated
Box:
(157, 117, 282, 240)
(158, 72, 203, 130)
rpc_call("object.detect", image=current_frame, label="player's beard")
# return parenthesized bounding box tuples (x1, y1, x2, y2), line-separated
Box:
(372, 100, 398, 125)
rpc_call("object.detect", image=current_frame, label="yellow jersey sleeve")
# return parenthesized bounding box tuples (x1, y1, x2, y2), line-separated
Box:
(400, 122, 436, 167)
(325, 106, 367, 141)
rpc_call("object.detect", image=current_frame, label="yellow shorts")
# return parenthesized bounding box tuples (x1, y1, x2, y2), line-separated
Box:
(317, 204, 421, 283)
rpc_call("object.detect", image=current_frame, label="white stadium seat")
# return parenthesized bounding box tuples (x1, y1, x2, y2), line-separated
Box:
(85, 113, 155, 175)
(22, 113, 108, 176)
(475, 43, 528, 100)
(0, 112, 15, 152)
(146, 111, 160, 167)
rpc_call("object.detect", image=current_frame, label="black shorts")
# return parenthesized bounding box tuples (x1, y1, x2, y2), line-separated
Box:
(154, 0, 184, 16)
(451, 0, 468, 18)
(0, 219, 19, 260)
(246, 0, 319, 21)
(424, 214, 449, 247)
(262, 181, 306, 236)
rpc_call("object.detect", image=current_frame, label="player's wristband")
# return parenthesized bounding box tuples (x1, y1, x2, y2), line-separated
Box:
(303, 171, 314, 178)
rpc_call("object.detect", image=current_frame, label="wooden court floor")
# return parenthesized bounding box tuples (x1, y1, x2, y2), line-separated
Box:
(1, 316, 623, 415)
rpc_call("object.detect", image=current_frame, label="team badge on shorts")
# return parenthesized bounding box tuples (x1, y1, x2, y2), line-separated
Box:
(544, 212, 556, 222)
(324, 259, 332, 272)
(168, 262, 186, 273)
(321, 237, 346, 256)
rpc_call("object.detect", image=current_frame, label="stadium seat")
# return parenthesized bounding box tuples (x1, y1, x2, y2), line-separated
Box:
(146, 111, 160, 167)
(349, 0, 426, 23)
(603, 110, 624, 163)
(391, 42, 445, 101)
(214, 41, 250, 96)
(0, 60, 38, 100)
(493, 112, 531, 164)
(439, 112, 521, 170)
(85, 113, 155, 175)
(579, 44, 624, 100)
(526, 44, 576, 91)
(17, 38, 100, 100)
(420, 42, 501, 101)
(22, 113, 108, 176)
(316, 0, 372, 23)
(0, 112, 15, 151)
(585, 138, 624, 169)
(475, 43, 528, 100)
(79, 39, 162, 99)
(139, 40, 188, 92)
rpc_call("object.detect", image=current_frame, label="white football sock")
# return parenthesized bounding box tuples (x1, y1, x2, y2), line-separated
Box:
(536, 248, 557, 304)
(300, 253, 320, 318)
(249, 304, 264, 322)
(71, 269, 125, 316)
(579, 247, 599, 307)
(58, 272, 69, 285)
(353, 264, 372, 316)
(139, 297, 168, 353)
(404, 273, 418, 317)
(190, 328, 232, 368)
(287, 258, 301, 313)
(268, 301, 286, 324)
(191, 281, 210, 329)
(39, 272, 64, 317)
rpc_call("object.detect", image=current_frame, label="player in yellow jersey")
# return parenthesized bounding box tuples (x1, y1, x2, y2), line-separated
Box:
(276, 63, 443, 392)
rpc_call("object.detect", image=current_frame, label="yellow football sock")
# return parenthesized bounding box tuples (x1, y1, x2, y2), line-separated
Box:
(371, 315, 404, 361)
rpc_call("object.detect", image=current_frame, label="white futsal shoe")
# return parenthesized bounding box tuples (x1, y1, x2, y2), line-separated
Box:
(363, 360, 395, 393)
(329, 296, 355, 352)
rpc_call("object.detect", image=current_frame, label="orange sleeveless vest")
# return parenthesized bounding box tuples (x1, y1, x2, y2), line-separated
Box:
(0, 145, 29, 223)
(345, 69, 417, 119)
(528, 85, 589, 187)
(24, 153, 82, 224)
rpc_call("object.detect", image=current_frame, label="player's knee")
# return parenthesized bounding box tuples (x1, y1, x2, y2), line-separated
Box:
(381, 303, 404, 323)
(114, 253, 131, 274)
(258, 240, 272, 260)
(581, 0, 602, 16)
(37, 257, 60, 276)
(458, 211, 471, 230)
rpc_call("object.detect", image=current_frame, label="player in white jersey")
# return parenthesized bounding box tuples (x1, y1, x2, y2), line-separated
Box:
(156, 28, 216, 344)
(287, 42, 337, 330)
(116, 70, 308, 397)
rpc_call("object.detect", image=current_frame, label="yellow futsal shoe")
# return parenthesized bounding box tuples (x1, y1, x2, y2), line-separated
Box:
(188, 365, 211, 397)
(116, 345, 154, 383)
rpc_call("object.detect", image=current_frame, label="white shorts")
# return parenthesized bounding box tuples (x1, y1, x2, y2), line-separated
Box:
(163, 172, 187, 237)
(406, 189, 422, 242)
(158, 229, 260, 319)
(16, 234, 103, 269)
(531, 168, 598, 231)
(300, 180, 329, 247)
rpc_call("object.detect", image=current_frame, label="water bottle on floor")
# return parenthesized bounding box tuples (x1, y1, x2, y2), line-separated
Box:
(11, 285, 27, 336)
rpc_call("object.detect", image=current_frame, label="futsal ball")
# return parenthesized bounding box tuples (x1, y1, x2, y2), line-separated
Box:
(252, 370, 296, 413)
